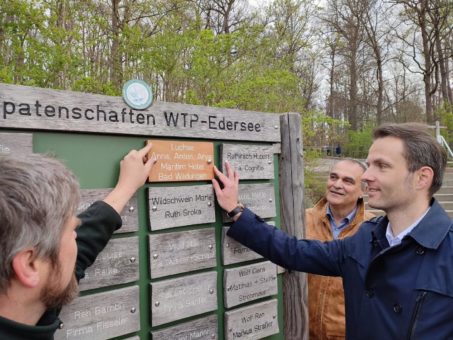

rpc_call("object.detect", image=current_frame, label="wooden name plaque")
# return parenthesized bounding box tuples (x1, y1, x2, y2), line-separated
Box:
(0, 132, 32, 155)
(55, 286, 140, 340)
(78, 188, 138, 233)
(221, 143, 274, 179)
(79, 236, 139, 291)
(149, 228, 216, 278)
(223, 183, 276, 222)
(222, 227, 263, 265)
(147, 140, 214, 182)
(151, 314, 218, 340)
(224, 261, 278, 308)
(224, 299, 279, 340)
(148, 184, 215, 230)
(150, 271, 217, 326)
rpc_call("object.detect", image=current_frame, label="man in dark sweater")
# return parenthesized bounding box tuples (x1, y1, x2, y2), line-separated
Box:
(0, 144, 155, 339)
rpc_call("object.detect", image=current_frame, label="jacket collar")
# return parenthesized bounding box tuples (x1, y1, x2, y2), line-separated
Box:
(371, 198, 452, 250)
(408, 198, 452, 249)
(0, 312, 60, 340)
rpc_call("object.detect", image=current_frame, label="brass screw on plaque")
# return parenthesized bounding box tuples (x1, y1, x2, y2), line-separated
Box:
(229, 328, 233, 332)
(59, 322, 64, 329)
(269, 198, 273, 202)
(209, 288, 214, 294)
(152, 206, 157, 211)
(129, 206, 135, 212)
(130, 307, 136, 313)
(153, 254, 158, 259)
(268, 160, 272, 164)
(274, 125, 279, 129)
(155, 301, 160, 307)
(208, 244, 213, 250)
(211, 334, 216, 339)
(273, 315, 276, 319)
(130, 257, 136, 263)
(226, 243, 230, 248)
(207, 159, 212, 164)
(207, 201, 212, 207)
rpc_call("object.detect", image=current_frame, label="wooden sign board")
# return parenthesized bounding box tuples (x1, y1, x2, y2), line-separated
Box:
(223, 183, 276, 222)
(0, 83, 280, 142)
(148, 185, 215, 230)
(151, 314, 218, 340)
(150, 271, 217, 326)
(55, 286, 140, 340)
(79, 237, 139, 291)
(224, 299, 279, 340)
(78, 188, 138, 233)
(147, 140, 214, 182)
(149, 228, 216, 278)
(224, 261, 278, 308)
(222, 227, 263, 265)
(0, 132, 32, 155)
(221, 144, 274, 179)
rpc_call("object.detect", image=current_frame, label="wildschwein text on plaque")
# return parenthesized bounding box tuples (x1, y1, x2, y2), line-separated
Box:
(148, 184, 215, 230)
(147, 140, 214, 182)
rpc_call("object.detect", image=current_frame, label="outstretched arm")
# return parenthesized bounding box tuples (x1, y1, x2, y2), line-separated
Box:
(104, 143, 156, 214)
(76, 144, 156, 280)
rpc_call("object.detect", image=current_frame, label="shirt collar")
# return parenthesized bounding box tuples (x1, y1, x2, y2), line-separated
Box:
(386, 207, 430, 247)
(326, 204, 358, 224)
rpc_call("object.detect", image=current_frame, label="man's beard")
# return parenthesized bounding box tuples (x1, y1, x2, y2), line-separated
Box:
(40, 263, 79, 310)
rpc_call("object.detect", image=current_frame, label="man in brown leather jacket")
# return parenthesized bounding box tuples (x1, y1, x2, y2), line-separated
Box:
(305, 159, 374, 339)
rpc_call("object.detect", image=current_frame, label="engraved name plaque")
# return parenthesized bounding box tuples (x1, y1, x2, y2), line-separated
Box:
(77, 188, 138, 233)
(149, 228, 216, 278)
(151, 271, 217, 326)
(225, 299, 279, 340)
(55, 286, 140, 340)
(151, 314, 218, 340)
(221, 143, 274, 179)
(79, 236, 139, 291)
(0, 132, 32, 155)
(148, 184, 215, 230)
(224, 261, 278, 308)
(223, 183, 276, 222)
(147, 140, 214, 182)
(222, 227, 263, 265)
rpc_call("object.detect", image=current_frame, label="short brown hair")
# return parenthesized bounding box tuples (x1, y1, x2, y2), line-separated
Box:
(373, 123, 447, 196)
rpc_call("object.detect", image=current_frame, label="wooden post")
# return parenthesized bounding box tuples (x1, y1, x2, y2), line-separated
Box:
(279, 112, 309, 340)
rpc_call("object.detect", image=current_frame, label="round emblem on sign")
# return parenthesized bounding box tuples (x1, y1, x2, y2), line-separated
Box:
(122, 80, 153, 110)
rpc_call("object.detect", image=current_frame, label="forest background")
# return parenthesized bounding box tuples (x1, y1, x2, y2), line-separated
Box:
(1, 0, 452, 200)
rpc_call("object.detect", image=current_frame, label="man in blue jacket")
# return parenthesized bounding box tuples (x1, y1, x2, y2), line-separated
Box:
(213, 123, 453, 339)
(0, 144, 156, 340)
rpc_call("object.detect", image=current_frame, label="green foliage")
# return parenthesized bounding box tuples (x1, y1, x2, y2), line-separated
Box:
(437, 103, 453, 145)
(343, 125, 374, 159)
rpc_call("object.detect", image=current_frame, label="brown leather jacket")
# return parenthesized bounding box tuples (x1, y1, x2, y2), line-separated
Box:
(305, 197, 374, 340)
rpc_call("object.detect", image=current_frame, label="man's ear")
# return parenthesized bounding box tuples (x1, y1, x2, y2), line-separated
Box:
(415, 166, 434, 191)
(11, 249, 42, 288)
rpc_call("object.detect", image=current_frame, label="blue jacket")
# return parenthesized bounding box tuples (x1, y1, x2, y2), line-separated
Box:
(227, 199, 453, 339)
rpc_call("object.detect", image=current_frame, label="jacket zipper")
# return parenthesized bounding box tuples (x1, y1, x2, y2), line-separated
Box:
(407, 291, 427, 340)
